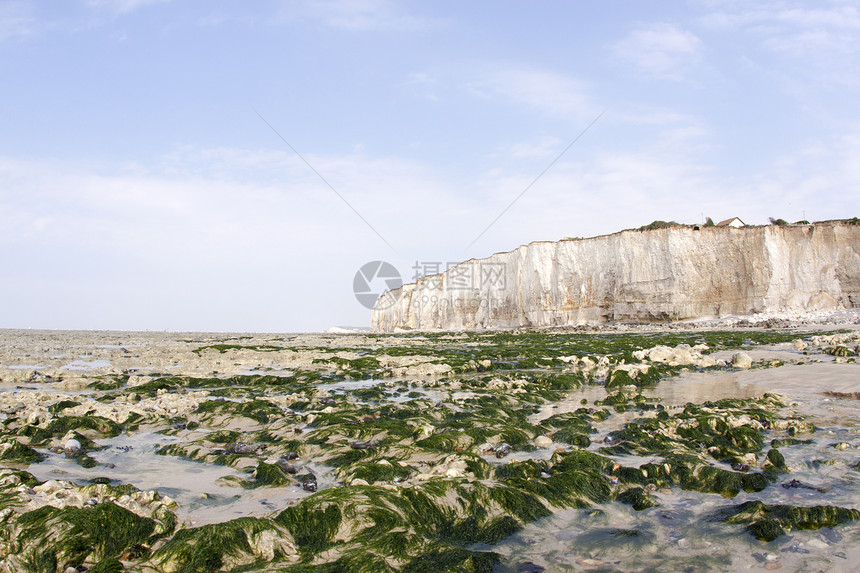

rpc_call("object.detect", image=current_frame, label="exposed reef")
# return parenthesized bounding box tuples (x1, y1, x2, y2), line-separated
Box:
(0, 328, 859, 571)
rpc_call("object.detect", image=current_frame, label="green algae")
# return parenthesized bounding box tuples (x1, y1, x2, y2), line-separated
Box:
(0, 440, 44, 465)
(13, 502, 159, 569)
(764, 448, 788, 472)
(617, 486, 658, 511)
(31, 415, 122, 443)
(152, 517, 292, 572)
(718, 500, 860, 541)
(195, 399, 284, 424)
(192, 343, 288, 354)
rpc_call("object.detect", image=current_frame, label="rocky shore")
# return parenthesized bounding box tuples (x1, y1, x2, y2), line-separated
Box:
(1, 326, 859, 571)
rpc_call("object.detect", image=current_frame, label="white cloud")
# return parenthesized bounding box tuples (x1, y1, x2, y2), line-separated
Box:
(613, 23, 704, 81)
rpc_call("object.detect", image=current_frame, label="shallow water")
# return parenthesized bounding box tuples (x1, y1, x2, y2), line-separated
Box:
(28, 431, 334, 525)
(489, 365, 860, 573)
(488, 494, 860, 572)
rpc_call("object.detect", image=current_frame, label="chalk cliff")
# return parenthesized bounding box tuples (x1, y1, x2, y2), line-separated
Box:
(370, 222, 860, 332)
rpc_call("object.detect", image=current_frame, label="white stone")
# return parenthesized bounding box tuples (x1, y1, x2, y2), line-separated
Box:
(732, 352, 753, 369)
(63, 438, 82, 453)
(535, 436, 553, 448)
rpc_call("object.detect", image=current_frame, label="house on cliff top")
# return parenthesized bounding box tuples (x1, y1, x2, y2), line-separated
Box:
(717, 217, 746, 228)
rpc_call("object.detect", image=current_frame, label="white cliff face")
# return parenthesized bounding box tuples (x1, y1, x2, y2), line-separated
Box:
(370, 223, 860, 332)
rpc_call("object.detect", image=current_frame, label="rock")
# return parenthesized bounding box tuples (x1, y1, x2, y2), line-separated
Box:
(234, 458, 259, 470)
(64, 438, 82, 454)
(276, 460, 298, 474)
(230, 442, 263, 455)
(350, 441, 373, 450)
(534, 436, 553, 448)
(350, 478, 369, 486)
(731, 352, 753, 369)
(298, 473, 317, 492)
(494, 443, 512, 459)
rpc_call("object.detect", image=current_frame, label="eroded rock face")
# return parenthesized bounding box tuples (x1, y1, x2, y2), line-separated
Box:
(371, 223, 860, 332)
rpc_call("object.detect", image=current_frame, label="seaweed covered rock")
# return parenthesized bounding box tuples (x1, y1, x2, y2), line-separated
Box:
(718, 500, 860, 541)
(270, 480, 546, 569)
(6, 502, 161, 571)
(616, 487, 657, 511)
(151, 517, 296, 572)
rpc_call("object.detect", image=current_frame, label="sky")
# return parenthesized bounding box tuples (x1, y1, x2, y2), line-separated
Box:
(1, 0, 859, 332)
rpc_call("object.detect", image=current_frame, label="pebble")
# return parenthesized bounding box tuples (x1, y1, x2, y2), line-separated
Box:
(534, 436, 553, 448)
(731, 352, 753, 369)
(276, 460, 298, 474)
(350, 441, 373, 450)
(64, 438, 82, 453)
(301, 481, 317, 492)
(820, 528, 843, 543)
(299, 473, 317, 492)
(230, 442, 263, 455)
(495, 443, 512, 459)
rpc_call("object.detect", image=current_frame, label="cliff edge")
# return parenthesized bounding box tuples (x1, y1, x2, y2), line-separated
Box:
(370, 222, 860, 332)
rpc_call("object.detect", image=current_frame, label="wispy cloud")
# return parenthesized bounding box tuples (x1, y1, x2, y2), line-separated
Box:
(506, 136, 565, 159)
(699, 2, 860, 83)
(469, 68, 595, 119)
(84, 0, 173, 14)
(613, 23, 703, 81)
(0, 1, 35, 42)
(284, 0, 444, 32)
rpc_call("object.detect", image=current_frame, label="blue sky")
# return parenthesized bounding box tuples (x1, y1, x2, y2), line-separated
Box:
(1, 0, 859, 332)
